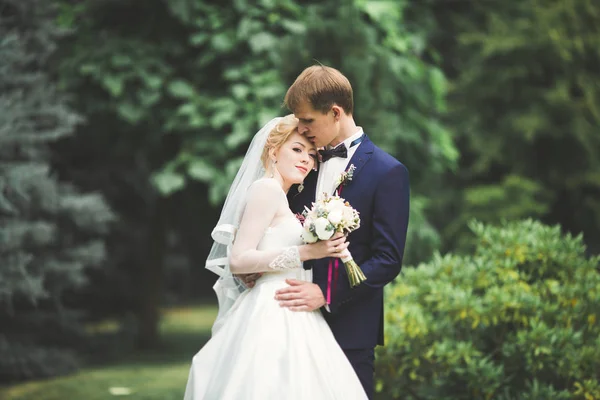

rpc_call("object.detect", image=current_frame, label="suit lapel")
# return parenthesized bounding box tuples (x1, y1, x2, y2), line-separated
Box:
(333, 135, 375, 198)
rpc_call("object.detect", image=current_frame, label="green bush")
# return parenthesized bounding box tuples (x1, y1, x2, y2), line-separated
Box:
(0, 336, 79, 382)
(377, 219, 600, 399)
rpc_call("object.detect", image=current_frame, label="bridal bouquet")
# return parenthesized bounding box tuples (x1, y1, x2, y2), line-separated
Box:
(301, 194, 367, 287)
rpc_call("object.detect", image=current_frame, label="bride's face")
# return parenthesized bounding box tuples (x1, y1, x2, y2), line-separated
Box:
(274, 132, 317, 185)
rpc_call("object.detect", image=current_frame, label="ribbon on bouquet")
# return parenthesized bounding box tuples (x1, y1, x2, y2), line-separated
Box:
(327, 156, 361, 304)
(326, 258, 340, 304)
(328, 176, 344, 304)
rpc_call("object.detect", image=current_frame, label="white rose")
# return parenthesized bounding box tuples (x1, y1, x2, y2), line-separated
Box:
(342, 206, 356, 223)
(327, 209, 343, 226)
(326, 198, 345, 213)
(302, 228, 318, 243)
(314, 217, 334, 240)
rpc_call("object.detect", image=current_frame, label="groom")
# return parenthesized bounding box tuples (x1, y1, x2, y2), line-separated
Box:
(275, 65, 410, 399)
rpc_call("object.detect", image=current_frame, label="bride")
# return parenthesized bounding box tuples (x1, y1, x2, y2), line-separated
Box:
(183, 115, 368, 399)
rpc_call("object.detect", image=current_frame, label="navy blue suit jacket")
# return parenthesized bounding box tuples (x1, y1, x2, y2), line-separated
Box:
(288, 135, 410, 349)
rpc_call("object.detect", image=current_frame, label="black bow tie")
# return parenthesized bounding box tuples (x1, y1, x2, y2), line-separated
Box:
(318, 135, 365, 162)
(319, 145, 347, 162)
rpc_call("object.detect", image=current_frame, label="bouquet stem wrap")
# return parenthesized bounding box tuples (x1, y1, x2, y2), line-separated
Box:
(340, 250, 367, 287)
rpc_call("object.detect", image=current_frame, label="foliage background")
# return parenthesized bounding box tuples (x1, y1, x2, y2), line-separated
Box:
(1, 0, 599, 397)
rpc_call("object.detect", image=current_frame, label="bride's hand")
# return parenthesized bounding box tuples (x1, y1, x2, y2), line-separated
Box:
(235, 273, 263, 288)
(299, 232, 349, 261)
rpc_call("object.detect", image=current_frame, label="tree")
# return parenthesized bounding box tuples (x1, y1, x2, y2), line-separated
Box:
(430, 0, 600, 254)
(53, 0, 456, 347)
(0, 0, 114, 382)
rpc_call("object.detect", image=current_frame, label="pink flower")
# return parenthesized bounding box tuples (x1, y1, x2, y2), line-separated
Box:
(295, 212, 305, 224)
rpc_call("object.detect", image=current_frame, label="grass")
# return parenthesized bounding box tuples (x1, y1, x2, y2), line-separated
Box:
(0, 305, 218, 400)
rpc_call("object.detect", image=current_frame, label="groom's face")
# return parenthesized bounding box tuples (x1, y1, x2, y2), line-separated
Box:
(294, 101, 338, 148)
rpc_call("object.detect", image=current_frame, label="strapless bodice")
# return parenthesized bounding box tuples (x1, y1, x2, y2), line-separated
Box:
(256, 215, 312, 283)
(257, 215, 303, 251)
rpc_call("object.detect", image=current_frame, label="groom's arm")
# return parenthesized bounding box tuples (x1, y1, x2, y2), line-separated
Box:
(324, 163, 410, 313)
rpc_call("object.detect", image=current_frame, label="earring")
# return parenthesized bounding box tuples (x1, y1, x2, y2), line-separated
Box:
(298, 182, 304, 193)
(270, 160, 277, 178)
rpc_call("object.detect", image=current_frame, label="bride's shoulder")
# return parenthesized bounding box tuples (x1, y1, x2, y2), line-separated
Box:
(247, 178, 285, 199)
(249, 177, 282, 191)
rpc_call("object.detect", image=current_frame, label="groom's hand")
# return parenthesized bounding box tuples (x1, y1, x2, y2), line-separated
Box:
(275, 279, 326, 312)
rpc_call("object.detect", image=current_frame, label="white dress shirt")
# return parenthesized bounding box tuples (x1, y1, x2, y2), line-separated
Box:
(315, 128, 364, 312)
(315, 128, 365, 201)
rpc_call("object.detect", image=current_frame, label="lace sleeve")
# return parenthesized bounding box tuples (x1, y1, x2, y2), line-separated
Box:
(229, 179, 302, 274)
(268, 246, 301, 270)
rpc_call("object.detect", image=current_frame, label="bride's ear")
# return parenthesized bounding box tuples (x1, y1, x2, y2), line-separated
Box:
(268, 147, 277, 162)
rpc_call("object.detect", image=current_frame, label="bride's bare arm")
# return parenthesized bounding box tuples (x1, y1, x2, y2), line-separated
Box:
(230, 179, 348, 274)
(229, 179, 301, 273)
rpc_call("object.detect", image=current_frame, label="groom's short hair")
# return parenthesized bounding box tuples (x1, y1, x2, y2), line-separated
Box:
(284, 65, 354, 115)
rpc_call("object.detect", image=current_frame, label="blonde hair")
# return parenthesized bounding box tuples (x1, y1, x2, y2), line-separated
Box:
(260, 114, 300, 169)
(284, 65, 354, 115)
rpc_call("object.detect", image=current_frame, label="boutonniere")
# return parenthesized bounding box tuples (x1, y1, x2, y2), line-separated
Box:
(335, 164, 356, 188)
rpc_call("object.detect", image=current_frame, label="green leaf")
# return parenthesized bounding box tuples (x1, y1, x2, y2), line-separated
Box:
(225, 120, 251, 149)
(102, 75, 124, 97)
(231, 84, 249, 100)
(139, 90, 161, 107)
(210, 109, 235, 129)
(176, 103, 197, 117)
(111, 54, 132, 67)
(238, 17, 263, 38)
(360, 1, 401, 25)
(248, 32, 277, 53)
(255, 83, 283, 99)
(281, 19, 306, 34)
(117, 102, 144, 123)
(168, 80, 196, 99)
(141, 73, 163, 90)
(211, 33, 234, 52)
(189, 32, 209, 46)
(210, 99, 238, 129)
(187, 160, 215, 182)
(429, 68, 447, 99)
(260, 0, 275, 8)
(79, 64, 98, 75)
(152, 171, 185, 195)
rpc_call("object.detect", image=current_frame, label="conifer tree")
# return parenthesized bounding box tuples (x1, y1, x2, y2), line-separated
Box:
(0, 0, 114, 381)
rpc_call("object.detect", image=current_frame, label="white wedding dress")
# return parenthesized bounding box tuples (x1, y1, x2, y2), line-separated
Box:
(183, 194, 367, 399)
